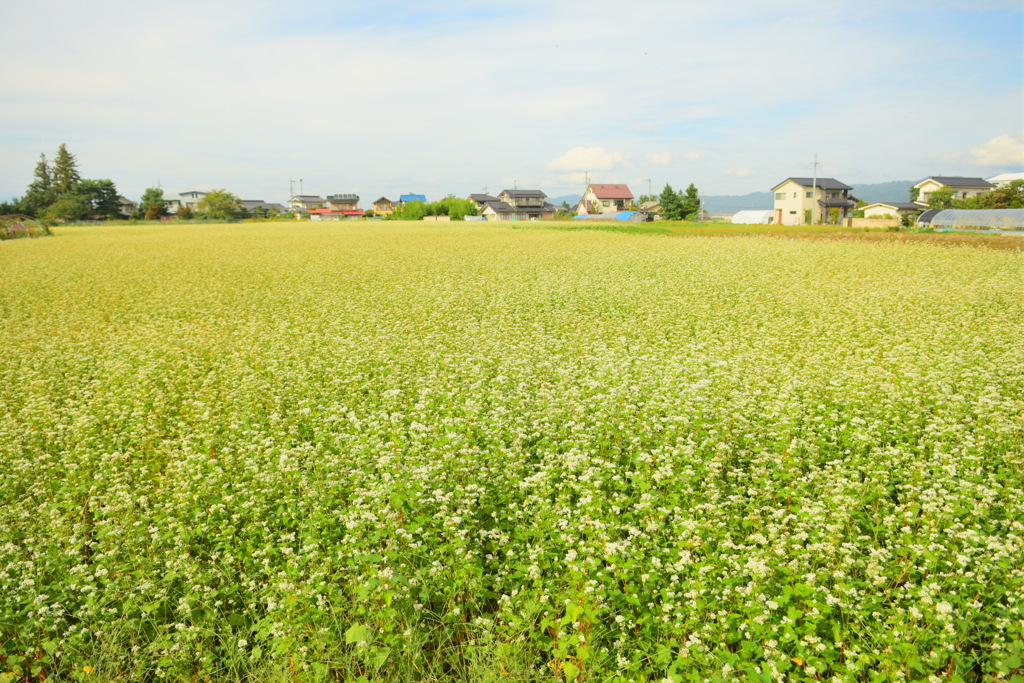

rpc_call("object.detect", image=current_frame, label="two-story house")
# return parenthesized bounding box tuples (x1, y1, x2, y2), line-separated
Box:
(289, 195, 325, 213)
(478, 190, 557, 221)
(912, 177, 994, 206)
(372, 197, 395, 216)
(576, 184, 634, 214)
(326, 194, 360, 212)
(771, 178, 857, 225)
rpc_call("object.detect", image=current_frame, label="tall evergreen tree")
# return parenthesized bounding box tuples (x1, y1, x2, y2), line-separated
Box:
(52, 143, 81, 195)
(23, 154, 56, 216)
(659, 183, 683, 220)
(681, 183, 701, 220)
(139, 187, 167, 219)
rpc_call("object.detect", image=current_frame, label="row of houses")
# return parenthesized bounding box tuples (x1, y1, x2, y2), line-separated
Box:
(149, 173, 1019, 224)
(287, 184, 638, 222)
(765, 174, 1021, 226)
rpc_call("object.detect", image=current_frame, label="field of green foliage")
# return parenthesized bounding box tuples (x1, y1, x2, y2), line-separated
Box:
(1, 222, 1022, 682)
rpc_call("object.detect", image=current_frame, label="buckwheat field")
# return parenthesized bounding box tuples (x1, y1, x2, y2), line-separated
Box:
(1, 223, 1022, 682)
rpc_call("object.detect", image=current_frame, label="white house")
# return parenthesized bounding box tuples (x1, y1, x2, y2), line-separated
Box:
(912, 177, 994, 206)
(771, 178, 857, 225)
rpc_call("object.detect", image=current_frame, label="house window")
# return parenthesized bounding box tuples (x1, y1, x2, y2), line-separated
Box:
(775, 192, 786, 200)
(602, 200, 610, 207)
(806, 192, 813, 198)
(789, 210, 797, 214)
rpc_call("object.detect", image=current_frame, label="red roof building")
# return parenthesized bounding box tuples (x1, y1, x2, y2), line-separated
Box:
(577, 183, 634, 214)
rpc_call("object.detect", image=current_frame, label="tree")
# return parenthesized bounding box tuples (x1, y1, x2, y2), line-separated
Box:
(979, 179, 1024, 209)
(197, 189, 242, 220)
(0, 197, 25, 214)
(659, 183, 683, 220)
(926, 187, 955, 210)
(139, 187, 167, 219)
(52, 144, 81, 195)
(681, 183, 701, 220)
(392, 200, 427, 220)
(43, 194, 89, 222)
(22, 154, 56, 216)
(74, 179, 121, 218)
(909, 186, 920, 203)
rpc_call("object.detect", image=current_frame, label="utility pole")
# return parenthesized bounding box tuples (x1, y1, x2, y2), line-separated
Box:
(646, 178, 652, 197)
(811, 153, 819, 225)
(289, 179, 294, 199)
(299, 179, 304, 196)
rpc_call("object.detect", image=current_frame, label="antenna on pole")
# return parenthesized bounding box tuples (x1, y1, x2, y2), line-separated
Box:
(811, 153, 820, 225)
(289, 179, 294, 198)
(646, 178, 652, 197)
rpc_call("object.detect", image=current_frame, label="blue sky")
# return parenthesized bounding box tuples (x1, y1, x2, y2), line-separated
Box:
(1, 0, 1021, 205)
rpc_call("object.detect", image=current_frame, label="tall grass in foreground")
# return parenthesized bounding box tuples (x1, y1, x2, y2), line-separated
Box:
(1, 222, 1022, 681)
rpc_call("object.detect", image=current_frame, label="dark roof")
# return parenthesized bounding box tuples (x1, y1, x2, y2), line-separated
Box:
(469, 194, 497, 202)
(499, 189, 547, 198)
(819, 197, 858, 208)
(373, 197, 392, 204)
(482, 200, 516, 213)
(327, 194, 359, 201)
(292, 195, 324, 202)
(921, 176, 995, 188)
(775, 177, 852, 191)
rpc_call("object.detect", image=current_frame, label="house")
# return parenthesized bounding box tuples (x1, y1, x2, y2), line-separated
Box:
(397, 194, 427, 206)
(289, 195, 325, 213)
(986, 173, 1024, 188)
(372, 197, 395, 216)
(577, 184, 634, 214)
(468, 194, 498, 211)
(860, 202, 921, 220)
(477, 190, 557, 221)
(771, 178, 858, 225)
(179, 191, 207, 210)
(240, 200, 286, 215)
(118, 196, 138, 217)
(163, 190, 207, 215)
(912, 177, 994, 206)
(497, 190, 556, 220)
(479, 201, 517, 221)
(326, 194, 362, 214)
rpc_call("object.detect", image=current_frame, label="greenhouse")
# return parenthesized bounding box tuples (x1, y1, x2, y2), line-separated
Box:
(918, 208, 1024, 230)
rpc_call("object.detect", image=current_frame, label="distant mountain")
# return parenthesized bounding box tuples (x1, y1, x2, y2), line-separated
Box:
(850, 180, 917, 204)
(702, 181, 918, 214)
(547, 194, 580, 209)
(703, 192, 773, 214)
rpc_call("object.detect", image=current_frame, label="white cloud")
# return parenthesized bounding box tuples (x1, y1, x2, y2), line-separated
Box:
(547, 147, 627, 171)
(971, 134, 1024, 167)
(646, 152, 672, 166)
(725, 167, 755, 177)
(687, 151, 702, 162)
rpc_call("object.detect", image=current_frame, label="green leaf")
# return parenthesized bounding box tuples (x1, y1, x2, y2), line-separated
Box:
(345, 623, 370, 644)
(562, 660, 580, 681)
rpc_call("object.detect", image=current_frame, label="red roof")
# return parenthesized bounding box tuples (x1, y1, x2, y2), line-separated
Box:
(589, 184, 633, 199)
